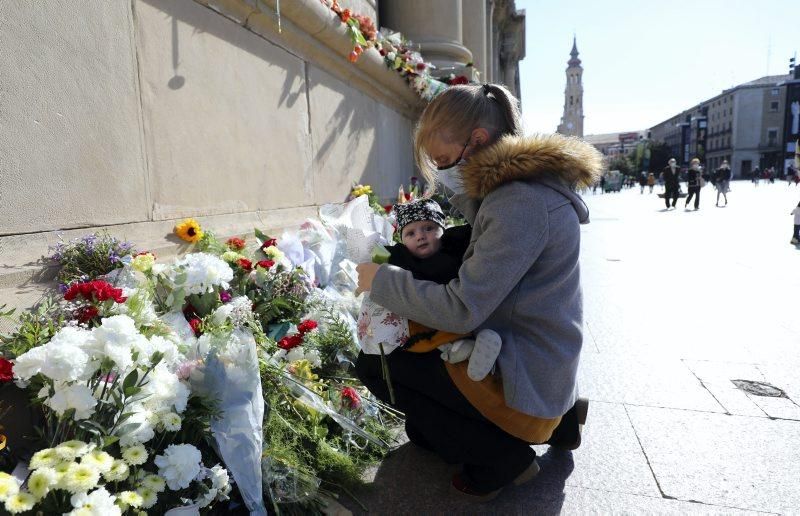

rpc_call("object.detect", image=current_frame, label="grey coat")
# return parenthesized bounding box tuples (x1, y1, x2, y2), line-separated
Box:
(370, 134, 603, 418)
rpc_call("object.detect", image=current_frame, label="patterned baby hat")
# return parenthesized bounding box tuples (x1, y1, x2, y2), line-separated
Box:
(394, 199, 446, 233)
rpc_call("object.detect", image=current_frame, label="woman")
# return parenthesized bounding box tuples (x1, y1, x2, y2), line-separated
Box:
(355, 83, 602, 501)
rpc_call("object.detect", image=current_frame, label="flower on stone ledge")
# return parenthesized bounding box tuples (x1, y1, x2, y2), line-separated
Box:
(174, 218, 204, 243)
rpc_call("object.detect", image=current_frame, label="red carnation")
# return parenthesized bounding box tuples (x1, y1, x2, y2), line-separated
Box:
(226, 237, 246, 251)
(447, 75, 469, 86)
(256, 259, 275, 269)
(189, 318, 202, 337)
(237, 258, 253, 271)
(341, 386, 361, 409)
(416, 62, 426, 71)
(64, 280, 126, 304)
(0, 358, 13, 382)
(77, 305, 100, 324)
(297, 319, 318, 335)
(340, 8, 351, 23)
(384, 205, 393, 214)
(277, 335, 303, 350)
(261, 238, 278, 250)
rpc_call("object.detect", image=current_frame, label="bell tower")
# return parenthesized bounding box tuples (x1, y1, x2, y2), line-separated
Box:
(557, 36, 584, 137)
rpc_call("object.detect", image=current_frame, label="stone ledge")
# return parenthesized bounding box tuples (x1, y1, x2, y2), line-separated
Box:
(193, 0, 425, 119)
(0, 205, 319, 291)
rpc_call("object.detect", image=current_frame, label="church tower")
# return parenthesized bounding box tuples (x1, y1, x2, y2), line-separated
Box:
(557, 37, 584, 137)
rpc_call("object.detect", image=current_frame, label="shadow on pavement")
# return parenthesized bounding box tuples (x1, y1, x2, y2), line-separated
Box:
(343, 443, 575, 514)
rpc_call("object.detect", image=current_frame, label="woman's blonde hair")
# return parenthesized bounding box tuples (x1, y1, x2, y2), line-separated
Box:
(414, 83, 523, 186)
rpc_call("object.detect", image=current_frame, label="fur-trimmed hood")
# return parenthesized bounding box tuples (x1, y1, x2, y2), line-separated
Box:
(460, 133, 604, 199)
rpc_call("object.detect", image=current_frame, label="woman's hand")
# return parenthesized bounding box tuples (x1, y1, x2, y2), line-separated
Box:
(355, 262, 380, 296)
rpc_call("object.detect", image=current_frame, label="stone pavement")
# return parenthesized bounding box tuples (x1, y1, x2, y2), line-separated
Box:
(339, 180, 800, 515)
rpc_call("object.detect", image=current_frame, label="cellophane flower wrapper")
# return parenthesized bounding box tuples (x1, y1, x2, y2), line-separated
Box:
(189, 329, 267, 515)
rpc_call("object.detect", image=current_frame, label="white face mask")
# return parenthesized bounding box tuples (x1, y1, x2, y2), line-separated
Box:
(437, 162, 465, 194)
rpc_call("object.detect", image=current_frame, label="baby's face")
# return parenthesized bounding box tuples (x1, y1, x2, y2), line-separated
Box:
(401, 220, 444, 259)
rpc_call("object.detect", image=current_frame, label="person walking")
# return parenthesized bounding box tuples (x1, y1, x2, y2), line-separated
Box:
(685, 158, 702, 210)
(647, 172, 655, 193)
(791, 201, 800, 245)
(638, 172, 647, 194)
(662, 158, 680, 209)
(715, 160, 732, 206)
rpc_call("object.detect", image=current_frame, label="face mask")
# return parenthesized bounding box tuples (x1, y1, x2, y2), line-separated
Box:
(436, 139, 470, 194)
(437, 163, 465, 194)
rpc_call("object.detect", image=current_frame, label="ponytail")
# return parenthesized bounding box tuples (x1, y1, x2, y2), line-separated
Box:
(414, 83, 523, 185)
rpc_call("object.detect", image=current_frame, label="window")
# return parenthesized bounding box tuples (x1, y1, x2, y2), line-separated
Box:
(570, 96, 573, 106)
(729, 108, 733, 115)
(771, 88, 779, 96)
(770, 101, 779, 112)
(767, 129, 778, 146)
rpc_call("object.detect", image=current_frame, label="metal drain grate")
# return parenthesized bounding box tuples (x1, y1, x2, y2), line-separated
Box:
(731, 379, 786, 398)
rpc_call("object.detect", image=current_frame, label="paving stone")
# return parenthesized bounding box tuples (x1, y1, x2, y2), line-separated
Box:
(683, 360, 770, 417)
(627, 405, 800, 514)
(579, 353, 724, 412)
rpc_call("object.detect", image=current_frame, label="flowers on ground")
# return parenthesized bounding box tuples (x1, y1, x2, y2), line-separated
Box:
(154, 444, 202, 490)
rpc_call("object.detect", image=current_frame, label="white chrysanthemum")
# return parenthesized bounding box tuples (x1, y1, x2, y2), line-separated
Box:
(36, 327, 94, 381)
(81, 450, 114, 474)
(121, 445, 148, 466)
(169, 253, 233, 295)
(305, 349, 322, 368)
(52, 461, 72, 488)
(11, 345, 47, 381)
(117, 405, 155, 447)
(102, 460, 129, 482)
(55, 440, 92, 461)
(90, 315, 140, 370)
(45, 383, 97, 420)
(139, 364, 190, 414)
(27, 467, 57, 499)
(136, 487, 157, 509)
(140, 474, 166, 493)
(285, 347, 305, 363)
(116, 490, 143, 508)
(29, 448, 59, 469)
(63, 463, 100, 494)
(0, 472, 20, 501)
(209, 464, 231, 498)
(160, 412, 182, 432)
(69, 487, 120, 515)
(3, 491, 35, 514)
(154, 444, 202, 490)
(147, 335, 181, 368)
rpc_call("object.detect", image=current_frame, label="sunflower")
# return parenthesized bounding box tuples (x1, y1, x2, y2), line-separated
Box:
(174, 218, 203, 243)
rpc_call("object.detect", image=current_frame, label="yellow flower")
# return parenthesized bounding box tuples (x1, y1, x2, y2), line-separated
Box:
(81, 450, 114, 473)
(27, 468, 56, 499)
(121, 444, 148, 466)
(131, 253, 156, 273)
(54, 440, 91, 461)
(117, 490, 143, 508)
(221, 250, 243, 263)
(3, 491, 35, 514)
(29, 448, 59, 469)
(174, 218, 204, 243)
(102, 460, 130, 482)
(264, 246, 284, 262)
(136, 487, 158, 509)
(63, 463, 100, 494)
(0, 472, 20, 501)
(140, 474, 166, 493)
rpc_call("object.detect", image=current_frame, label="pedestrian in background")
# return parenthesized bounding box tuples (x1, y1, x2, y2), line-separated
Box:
(753, 166, 761, 186)
(715, 160, 732, 207)
(662, 158, 680, 209)
(647, 172, 655, 193)
(791, 201, 800, 245)
(638, 172, 647, 194)
(685, 158, 702, 210)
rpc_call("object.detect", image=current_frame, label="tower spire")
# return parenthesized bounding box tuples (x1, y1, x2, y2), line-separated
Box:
(569, 36, 581, 66)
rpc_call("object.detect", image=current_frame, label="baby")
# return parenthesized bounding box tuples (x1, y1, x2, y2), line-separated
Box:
(387, 198, 502, 381)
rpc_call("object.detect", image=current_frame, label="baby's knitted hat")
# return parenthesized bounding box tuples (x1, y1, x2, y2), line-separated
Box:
(394, 199, 446, 234)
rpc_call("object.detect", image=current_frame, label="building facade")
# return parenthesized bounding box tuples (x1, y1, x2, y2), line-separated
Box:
(556, 37, 583, 137)
(583, 131, 646, 158)
(650, 73, 792, 177)
(0, 0, 525, 318)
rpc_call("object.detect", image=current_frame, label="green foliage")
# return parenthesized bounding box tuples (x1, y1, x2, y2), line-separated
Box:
(0, 297, 64, 359)
(304, 304, 358, 377)
(608, 154, 634, 176)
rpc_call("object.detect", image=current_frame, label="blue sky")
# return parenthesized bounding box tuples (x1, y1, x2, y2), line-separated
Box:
(517, 0, 798, 135)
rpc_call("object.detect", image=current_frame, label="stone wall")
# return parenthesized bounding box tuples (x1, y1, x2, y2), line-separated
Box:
(0, 0, 420, 315)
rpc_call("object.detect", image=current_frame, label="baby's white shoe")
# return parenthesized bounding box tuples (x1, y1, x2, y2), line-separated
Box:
(467, 329, 502, 381)
(441, 339, 474, 363)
